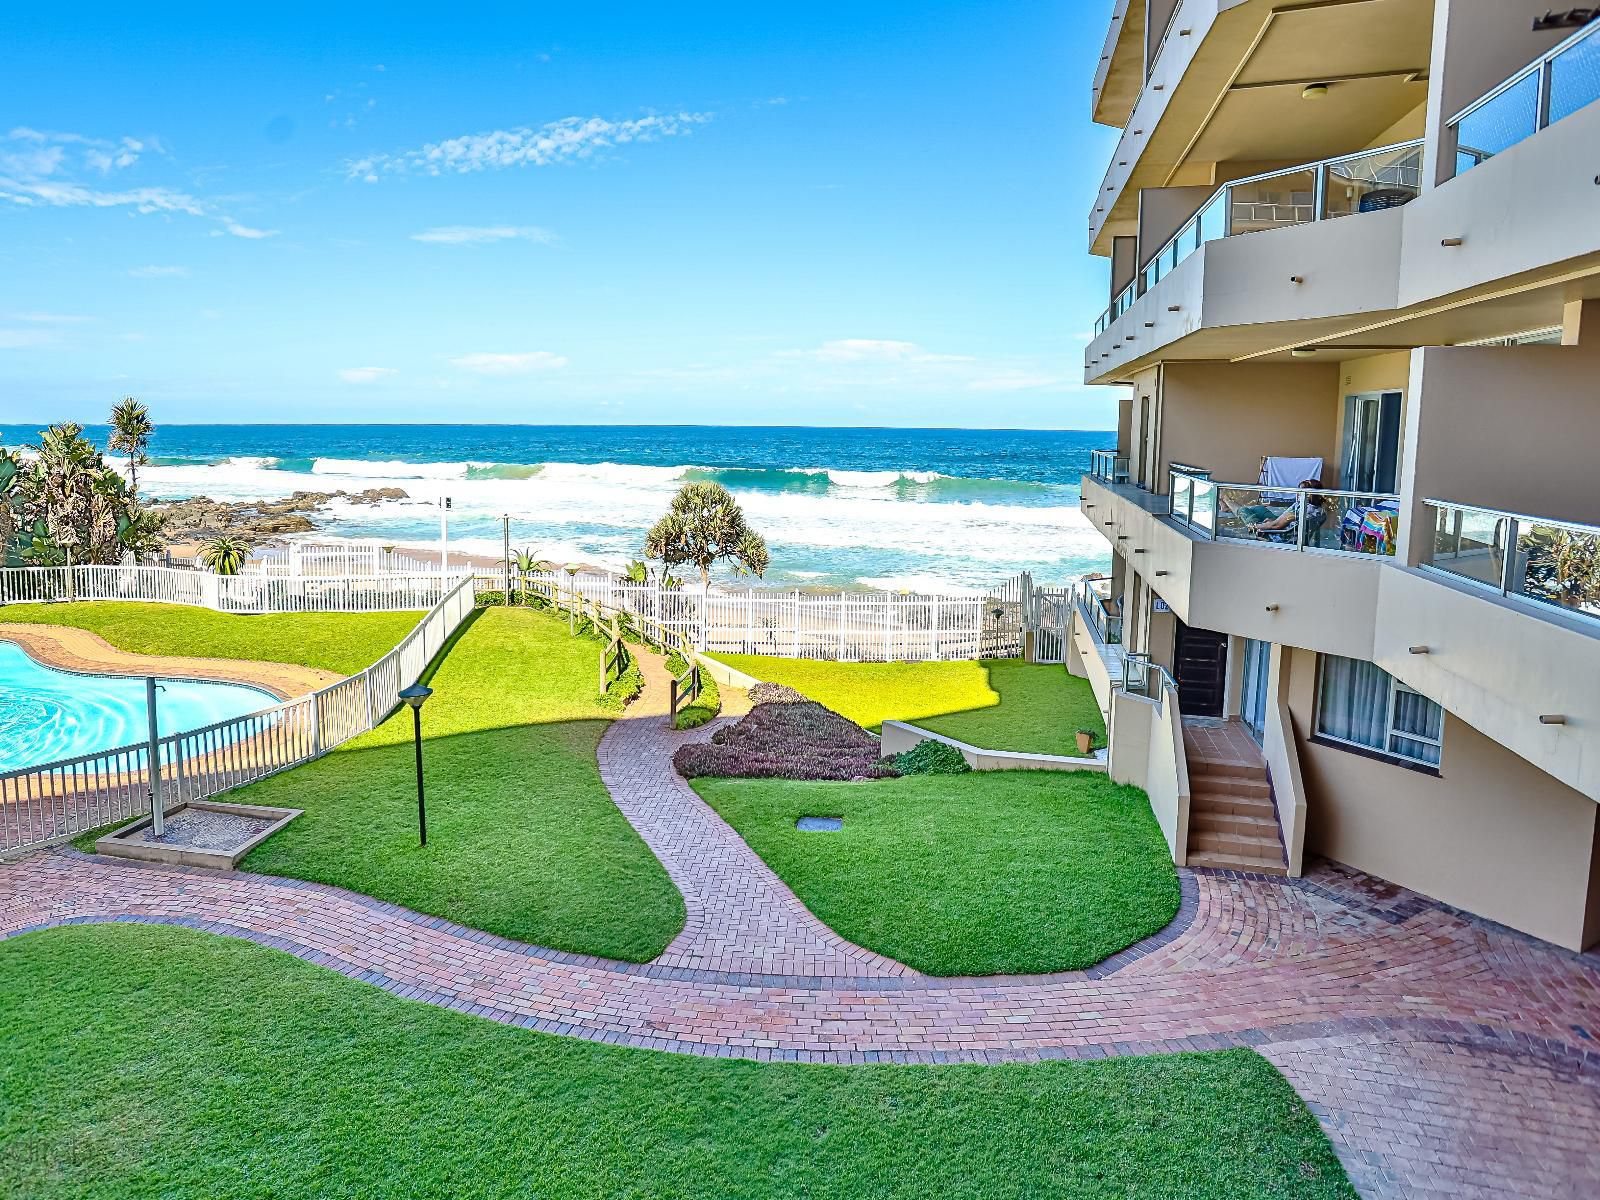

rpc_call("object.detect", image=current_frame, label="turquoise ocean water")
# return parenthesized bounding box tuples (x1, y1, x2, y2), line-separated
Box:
(0, 424, 1112, 592)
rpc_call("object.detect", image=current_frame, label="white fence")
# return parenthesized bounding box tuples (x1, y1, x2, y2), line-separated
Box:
(486, 568, 1069, 663)
(242, 540, 439, 577)
(0, 575, 476, 856)
(0, 565, 458, 614)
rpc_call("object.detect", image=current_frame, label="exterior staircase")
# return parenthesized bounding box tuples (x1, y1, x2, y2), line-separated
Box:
(1183, 720, 1288, 875)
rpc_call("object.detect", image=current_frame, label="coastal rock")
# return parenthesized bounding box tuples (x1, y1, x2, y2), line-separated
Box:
(153, 487, 409, 546)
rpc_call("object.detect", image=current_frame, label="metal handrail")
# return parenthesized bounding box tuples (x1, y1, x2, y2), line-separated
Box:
(1447, 17, 1598, 126)
(1422, 497, 1600, 539)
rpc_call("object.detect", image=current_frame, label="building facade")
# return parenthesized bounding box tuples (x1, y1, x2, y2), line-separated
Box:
(1074, 0, 1600, 950)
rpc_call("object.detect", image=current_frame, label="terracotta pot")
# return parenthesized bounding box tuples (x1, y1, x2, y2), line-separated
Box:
(1075, 730, 1094, 756)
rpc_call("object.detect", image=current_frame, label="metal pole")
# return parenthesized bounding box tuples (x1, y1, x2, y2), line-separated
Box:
(412, 706, 427, 847)
(145, 677, 164, 836)
(502, 514, 511, 605)
(439, 496, 450, 586)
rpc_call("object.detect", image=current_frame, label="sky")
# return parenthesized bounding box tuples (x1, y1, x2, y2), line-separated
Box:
(0, 1, 1121, 430)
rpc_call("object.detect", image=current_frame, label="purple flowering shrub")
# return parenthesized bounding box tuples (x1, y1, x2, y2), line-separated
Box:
(674, 690, 898, 781)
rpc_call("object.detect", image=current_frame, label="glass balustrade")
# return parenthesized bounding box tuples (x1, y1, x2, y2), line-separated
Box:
(1172, 471, 1399, 556)
(1423, 501, 1600, 625)
(1102, 140, 1422, 336)
(1449, 19, 1599, 177)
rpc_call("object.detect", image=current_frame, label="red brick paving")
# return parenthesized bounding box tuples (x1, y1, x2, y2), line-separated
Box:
(4, 660, 1599, 1197)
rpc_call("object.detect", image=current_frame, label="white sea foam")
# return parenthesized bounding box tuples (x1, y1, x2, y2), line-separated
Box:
(139, 454, 1106, 588)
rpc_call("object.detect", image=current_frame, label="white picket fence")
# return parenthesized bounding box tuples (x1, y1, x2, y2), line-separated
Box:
(242, 539, 438, 577)
(0, 565, 458, 614)
(484, 568, 1068, 663)
(0, 575, 476, 856)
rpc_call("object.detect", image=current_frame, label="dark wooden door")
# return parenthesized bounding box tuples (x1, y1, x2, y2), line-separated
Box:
(1173, 620, 1228, 717)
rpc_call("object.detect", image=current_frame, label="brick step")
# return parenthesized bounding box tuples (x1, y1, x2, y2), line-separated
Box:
(1188, 829, 1285, 859)
(1185, 849, 1290, 876)
(1190, 776, 1273, 803)
(1190, 809, 1280, 837)
(1187, 758, 1269, 785)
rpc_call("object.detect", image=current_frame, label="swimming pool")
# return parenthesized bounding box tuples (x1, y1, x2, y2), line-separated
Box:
(0, 640, 279, 773)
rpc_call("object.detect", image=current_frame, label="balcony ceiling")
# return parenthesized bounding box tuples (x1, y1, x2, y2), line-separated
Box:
(1090, 0, 1433, 256)
(1093, 0, 1146, 128)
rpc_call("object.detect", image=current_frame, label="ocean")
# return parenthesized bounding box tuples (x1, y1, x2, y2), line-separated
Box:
(0, 423, 1112, 592)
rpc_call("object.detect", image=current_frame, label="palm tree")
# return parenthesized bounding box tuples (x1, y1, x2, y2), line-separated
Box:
(108, 397, 154, 498)
(198, 535, 252, 576)
(644, 481, 769, 588)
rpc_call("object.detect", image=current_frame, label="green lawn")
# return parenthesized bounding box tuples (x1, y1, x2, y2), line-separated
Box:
(0, 924, 1356, 1200)
(0, 601, 418, 675)
(692, 771, 1178, 976)
(708, 655, 1105, 753)
(233, 606, 680, 962)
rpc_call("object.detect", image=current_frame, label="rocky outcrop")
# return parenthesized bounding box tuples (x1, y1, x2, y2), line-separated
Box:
(153, 488, 407, 545)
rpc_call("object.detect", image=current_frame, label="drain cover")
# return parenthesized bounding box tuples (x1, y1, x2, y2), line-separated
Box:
(796, 816, 843, 832)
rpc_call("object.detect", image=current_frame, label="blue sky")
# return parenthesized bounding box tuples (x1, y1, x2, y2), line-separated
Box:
(0, 1, 1119, 429)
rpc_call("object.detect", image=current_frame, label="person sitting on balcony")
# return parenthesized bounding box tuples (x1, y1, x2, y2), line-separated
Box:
(1245, 480, 1327, 539)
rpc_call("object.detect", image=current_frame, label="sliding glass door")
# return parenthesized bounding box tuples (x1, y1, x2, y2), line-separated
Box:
(1239, 639, 1272, 744)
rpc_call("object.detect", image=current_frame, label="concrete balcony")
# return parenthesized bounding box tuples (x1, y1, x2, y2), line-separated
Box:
(1086, 96, 1600, 384)
(1080, 472, 1386, 660)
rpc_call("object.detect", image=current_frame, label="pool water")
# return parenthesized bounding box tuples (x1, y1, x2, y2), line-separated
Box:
(0, 640, 279, 772)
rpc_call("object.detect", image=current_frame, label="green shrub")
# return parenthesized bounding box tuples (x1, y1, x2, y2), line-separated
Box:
(890, 739, 972, 776)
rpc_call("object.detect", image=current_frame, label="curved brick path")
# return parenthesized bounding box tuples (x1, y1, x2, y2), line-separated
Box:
(597, 655, 907, 977)
(5, 662, 1600, 1196)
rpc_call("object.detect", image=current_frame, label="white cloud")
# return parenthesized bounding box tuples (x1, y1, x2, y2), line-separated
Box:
(449, 351, 568, 375)
(0, 329, 56, 349)
(781, 338, 974, 365)
(0, 128, 274, 238)
(411, 224, 557, 246)
(128, 265, 190, 278)
(966, 372, 1069, 393)
(337, 366, 398, 383)
(350, 112, 713, 180)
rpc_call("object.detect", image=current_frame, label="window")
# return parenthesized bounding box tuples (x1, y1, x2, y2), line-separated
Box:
(1315, 655, 1443, 768)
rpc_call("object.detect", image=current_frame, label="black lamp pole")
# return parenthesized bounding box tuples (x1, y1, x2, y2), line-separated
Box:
(398, 684, 434, 846)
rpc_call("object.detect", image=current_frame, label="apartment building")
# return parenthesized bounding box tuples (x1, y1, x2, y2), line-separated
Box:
(1070, 0, 1600, 950)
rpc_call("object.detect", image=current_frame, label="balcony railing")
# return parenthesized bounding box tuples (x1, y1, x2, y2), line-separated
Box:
(1168, 466, 1400, 557)
(1421, 499, 1600, 627)
(1087, 448, 1131, 483)
(1448, 18, 1599, 178)
(1121, 651, 1177, 706)
(1078, 573, 1123, 646)
(1094, 141, 1422, 335)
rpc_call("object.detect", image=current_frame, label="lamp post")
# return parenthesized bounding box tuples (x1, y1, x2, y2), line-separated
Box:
(398, 683, 433, 846)
(502, 513, 511, 605)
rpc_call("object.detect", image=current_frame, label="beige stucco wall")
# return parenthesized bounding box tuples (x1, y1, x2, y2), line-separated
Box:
(1157, 360, 1340, 487)
(1398, 344, 1600, 563)
(1287, 645, 1600, 950)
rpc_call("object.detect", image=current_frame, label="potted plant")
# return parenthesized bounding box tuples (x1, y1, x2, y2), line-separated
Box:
(1075, 728, 1096, 756)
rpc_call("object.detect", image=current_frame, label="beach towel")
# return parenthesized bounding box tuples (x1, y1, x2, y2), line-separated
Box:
(1260, 456, 1323, 501)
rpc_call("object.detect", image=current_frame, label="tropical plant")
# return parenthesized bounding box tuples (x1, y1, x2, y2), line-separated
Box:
(624, 559, 649, 584)
(2, 423, 165, 566)
(643, 481, 769, 588)
(198, 535, 252, 576)
(511, 547, 541, 573)
(107, 396, 155, 497)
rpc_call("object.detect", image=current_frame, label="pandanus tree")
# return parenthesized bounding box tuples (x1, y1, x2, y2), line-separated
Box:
(643, 481, 769, 588)
(108, 396, 154, 497)
(2, 423, 165, 566)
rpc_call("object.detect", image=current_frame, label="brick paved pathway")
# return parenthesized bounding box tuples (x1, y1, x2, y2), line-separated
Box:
(5, 661, 1600, 1196)
(596, 655, 907, 977)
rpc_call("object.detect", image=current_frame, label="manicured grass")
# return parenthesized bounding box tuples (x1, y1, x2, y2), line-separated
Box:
(0, 924, 1356, 1200)
(693, 771, 1179, 976)
(233, 606, 680, 962)
(0, 601, 418, 676)
(709, 654, 1105, 753)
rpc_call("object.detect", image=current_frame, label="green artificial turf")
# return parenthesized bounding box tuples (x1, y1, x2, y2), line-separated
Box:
(708, 655, 1106, 753)
(0, 601, 418, 675)
(0, 924, 1356, 1200)
(228, 606, 679, 962)
(693, 771, 1179, 976)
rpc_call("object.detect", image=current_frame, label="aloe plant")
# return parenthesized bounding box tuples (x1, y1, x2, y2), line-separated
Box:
(198, 535, 252, 576)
